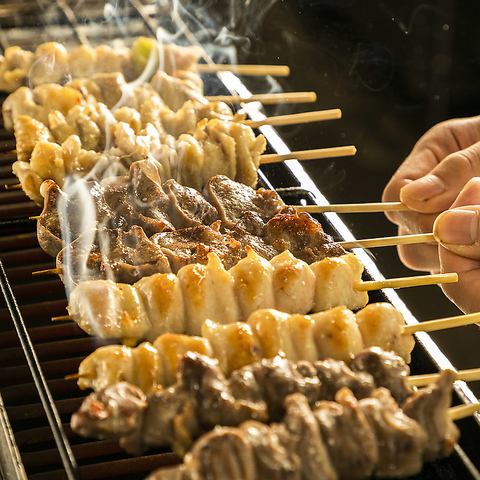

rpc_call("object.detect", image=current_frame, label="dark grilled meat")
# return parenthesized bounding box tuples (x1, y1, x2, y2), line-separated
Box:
(265, 208, 345, 263)
(403, 369, 459, 461)
(57, 226, 172, 284)
(205, 175, 283, 233)
(281, 394, 337, 480)
(314, 388, 379, 479)
(150, 375, 454, 480)
(152, 224, 243, 272)
(73, 348, 431, 457)
(359, 388, 427, 478)
(349, 347, 413, 405)
(163, 179, 218, 228)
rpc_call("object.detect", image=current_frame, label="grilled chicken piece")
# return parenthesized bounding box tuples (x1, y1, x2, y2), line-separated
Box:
(146, 368, 458, 480)
(265, 208, 345, 264)
(0, 46, 34, 92)
(73, 305, 416, 397)
(355, 303, 415, 363)
(205, 174, 283, 233)
(12, 115, 52, 163)
(359, 388, 427, 478)
(403, 369, 459, 461)
(349, 346, 413, 403)
(0, 38, 203, 93)
(177, 252, 241, 335)
(3, 84, 83, 130)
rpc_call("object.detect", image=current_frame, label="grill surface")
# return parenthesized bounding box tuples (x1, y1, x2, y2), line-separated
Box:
(0, 1, 479, 479)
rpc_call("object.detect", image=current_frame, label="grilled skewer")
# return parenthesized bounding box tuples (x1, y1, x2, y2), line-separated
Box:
(71, 306, 478, 394)
(70, 303, 479, 394)
(0, 37, 289, 93)
(148, 378, 463, 480)
(71, 349, 459, 478)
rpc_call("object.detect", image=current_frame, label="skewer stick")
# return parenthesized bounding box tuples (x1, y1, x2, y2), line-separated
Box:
(65, 373, 81, 381)
(29, 215, 41, 220)
(205, 92, 317, 105)
(245, 109, 341, 128)
(295, 202, 408, 214)
(339, 233, 435, 250)
(32, 268, 62, 276)
(194, 63, 290, 76)
(408, 368, 480, 387)
(449, 402, 480, 420)
(4, 183, 21, 190)
(403, 312, 480, 334)
(260, 146, 356, 164)
(355, 272, 458, 291)
(52, 315, 72, 322)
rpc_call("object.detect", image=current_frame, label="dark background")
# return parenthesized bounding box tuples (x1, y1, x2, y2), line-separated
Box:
(235, 0, 480, 391)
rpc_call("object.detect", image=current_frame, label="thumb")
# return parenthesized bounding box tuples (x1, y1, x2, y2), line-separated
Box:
(433, 177, 480, 260)
(400, 141, 480, 213)
(433, 178, 480, 312)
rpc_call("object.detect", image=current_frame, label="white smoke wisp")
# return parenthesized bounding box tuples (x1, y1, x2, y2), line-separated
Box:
(55, 0, 280, 294)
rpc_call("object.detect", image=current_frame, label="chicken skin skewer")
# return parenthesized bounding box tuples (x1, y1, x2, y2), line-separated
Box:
(66, 250, 372, 344)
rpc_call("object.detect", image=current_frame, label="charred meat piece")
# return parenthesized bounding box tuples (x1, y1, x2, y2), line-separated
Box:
(163, 179, 218, 228)
(240, 421, 301, 479)
(57, 226, 172, 285)
(205, 175, 283, 233)
(178, 354, 268, 434)
(184, 427, 257, 480)
(349, 347, 413, 405)
(359, 388, 427, 478)
(312, 358, 375, 401)
(230, 356, 322, 421)
(281, 394, 337, 480)
(265, 208, 345, 264)
(403, 369, 459, 461)
(152, 224, 243, 271)
(225, 226, 279, 260)
(314, 388, 379, 480)
(71, 382, 147, 441)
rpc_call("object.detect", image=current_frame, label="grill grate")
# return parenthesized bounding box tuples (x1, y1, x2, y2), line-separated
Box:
(0, 1, 479, 479)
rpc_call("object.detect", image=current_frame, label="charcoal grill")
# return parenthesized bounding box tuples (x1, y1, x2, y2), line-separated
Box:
(0, 1, 479, 479)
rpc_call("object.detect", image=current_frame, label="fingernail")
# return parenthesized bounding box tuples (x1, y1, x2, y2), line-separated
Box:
(401, 174, 446, 201)
(435, 209, 480, 245)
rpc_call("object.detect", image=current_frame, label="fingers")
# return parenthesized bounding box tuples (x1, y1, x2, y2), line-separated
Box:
(433, 178, 480, 312)
(433, 178, 480, 260)
(382, 116, 480, 223)
(400, 140, 480, 213)
(396, 227, 440, 272)
(437, 247, 480, 313)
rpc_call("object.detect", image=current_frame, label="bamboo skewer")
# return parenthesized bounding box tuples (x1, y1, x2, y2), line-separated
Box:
(295, 202, 408, 214)
(52, 315, 73, 322)
(194, 63, 290, 76)
(403, 312, 480, 334)
(245, 109, 342, 128)
(355, 272, 458, 292)
(449, 402, 480, 420)
(260, 146, 357, 164)
(3, 183, 21, 190)
(408, 368, 480, 387)
(205, 92, 317, 105)
(29, 215, 41, 220)
(339, 233, 436, 250)
(32, 268, 62, 276)
(52, 273, 458, 323)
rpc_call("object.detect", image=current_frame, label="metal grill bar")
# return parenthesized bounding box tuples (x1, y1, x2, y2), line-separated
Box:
(56, 0, 91, 46)
(0, 261, 79, 479)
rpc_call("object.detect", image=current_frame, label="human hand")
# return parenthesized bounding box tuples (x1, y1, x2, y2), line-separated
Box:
(382, 116, 480, 272)
(433, 177, 480, 312)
